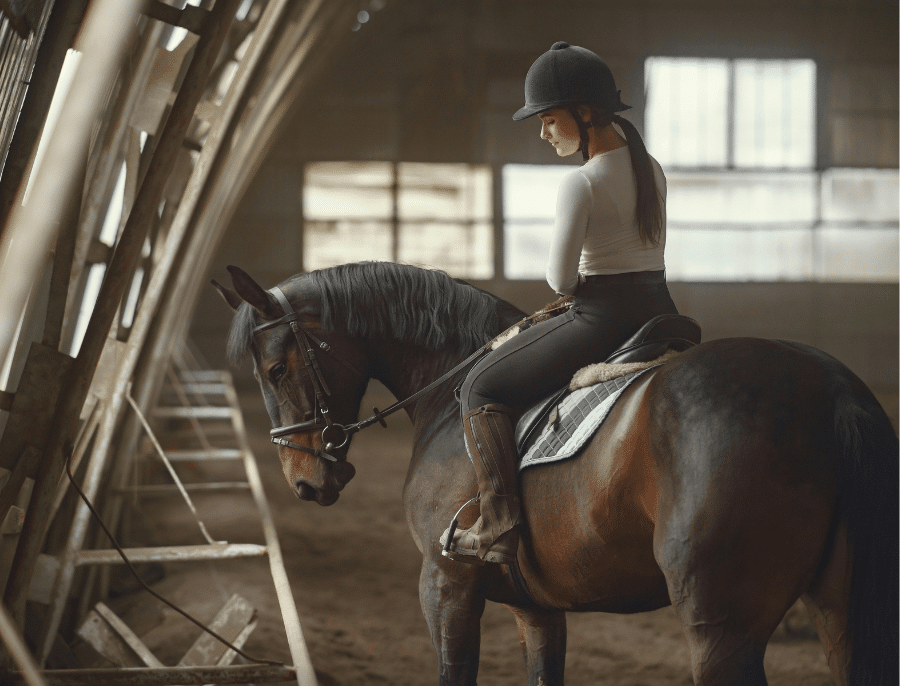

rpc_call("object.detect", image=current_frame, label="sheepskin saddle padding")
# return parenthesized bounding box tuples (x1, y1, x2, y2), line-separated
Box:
(569, 349, 680, 391)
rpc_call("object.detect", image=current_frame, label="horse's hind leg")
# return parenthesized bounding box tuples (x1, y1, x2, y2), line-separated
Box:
(508, 606, 566, 686)
(667, 595, 771, 684)
(653, 465, 835, 684)
(800, 522, 850, 686)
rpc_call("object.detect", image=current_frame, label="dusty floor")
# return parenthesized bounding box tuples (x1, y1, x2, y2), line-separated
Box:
(97, 381, 834, 685)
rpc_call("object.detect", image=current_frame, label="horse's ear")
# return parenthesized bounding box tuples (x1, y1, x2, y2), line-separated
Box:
(211, 279, 242, 311)
(226, 265, 278, 317)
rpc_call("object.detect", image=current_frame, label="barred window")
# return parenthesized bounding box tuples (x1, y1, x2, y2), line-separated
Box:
(501, 162, 897, 282)
(303, 162, 493, 279)
(644, 57, 816, 169)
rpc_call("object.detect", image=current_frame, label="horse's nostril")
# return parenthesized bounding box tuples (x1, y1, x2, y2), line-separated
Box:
(295, 481, 315, 500)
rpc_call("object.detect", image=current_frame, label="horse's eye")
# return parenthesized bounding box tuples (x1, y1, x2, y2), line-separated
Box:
(270, 363, 286, 383)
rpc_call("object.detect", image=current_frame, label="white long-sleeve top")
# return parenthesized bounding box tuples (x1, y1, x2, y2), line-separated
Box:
(545, 146, 667, 295)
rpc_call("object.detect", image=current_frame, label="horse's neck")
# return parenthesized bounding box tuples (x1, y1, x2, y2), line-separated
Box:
(367, 339, 464, 423)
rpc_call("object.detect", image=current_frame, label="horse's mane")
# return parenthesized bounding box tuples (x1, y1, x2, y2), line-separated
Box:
(227, 262, 522, 363)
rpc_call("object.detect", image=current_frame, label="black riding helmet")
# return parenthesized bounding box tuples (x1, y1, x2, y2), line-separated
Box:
(513, 41, 631, 120)
(514, 42, 631, 160)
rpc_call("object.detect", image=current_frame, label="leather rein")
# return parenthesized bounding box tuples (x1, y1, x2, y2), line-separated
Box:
(254, 286, 497, 464)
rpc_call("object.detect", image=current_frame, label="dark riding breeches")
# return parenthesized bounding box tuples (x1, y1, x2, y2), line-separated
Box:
(459, 271, 679, 420)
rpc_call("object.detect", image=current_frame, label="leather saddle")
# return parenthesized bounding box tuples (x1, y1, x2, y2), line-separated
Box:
(514, 314, 701, 454)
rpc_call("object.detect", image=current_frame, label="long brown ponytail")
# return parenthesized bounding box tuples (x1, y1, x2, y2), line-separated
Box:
(612, 113, 663, 246)
(581, 105, 663, 246)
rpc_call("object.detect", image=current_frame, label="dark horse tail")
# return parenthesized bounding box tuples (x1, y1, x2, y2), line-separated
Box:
(832, 366, 898, 685)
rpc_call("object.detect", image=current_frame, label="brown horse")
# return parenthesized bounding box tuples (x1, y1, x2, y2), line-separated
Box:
(214, 262, 897, 686)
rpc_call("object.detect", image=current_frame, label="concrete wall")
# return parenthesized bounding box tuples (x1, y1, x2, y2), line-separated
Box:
(195, 0, 897, 424)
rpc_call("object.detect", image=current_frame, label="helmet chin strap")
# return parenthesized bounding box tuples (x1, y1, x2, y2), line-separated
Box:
(569, 105, 591, 161)
(569, 106, 618, 162)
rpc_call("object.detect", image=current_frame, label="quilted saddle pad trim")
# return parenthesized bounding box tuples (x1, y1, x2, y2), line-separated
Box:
(519, 364, 663, 472)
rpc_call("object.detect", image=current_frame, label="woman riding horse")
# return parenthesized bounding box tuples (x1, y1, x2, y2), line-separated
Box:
(214, 40, 898, 686)
(441, 42, 680, 566)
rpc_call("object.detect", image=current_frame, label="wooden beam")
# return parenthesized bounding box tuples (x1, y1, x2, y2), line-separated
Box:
(178, 594, 255, 667)
(76, 608, 150, 669)
(92, 603, 164, 668)
(2, 664, 296, 686)
(141, 0, 208, 35)
(0, 0, 90, 238)
(75, 543, 267, 566)
(0, 602, 46, 686)
(3, 0, 244, 629)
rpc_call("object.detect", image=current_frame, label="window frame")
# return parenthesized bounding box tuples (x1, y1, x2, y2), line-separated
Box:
(643, 56, 818, 172)
(301, 161, 495, 279)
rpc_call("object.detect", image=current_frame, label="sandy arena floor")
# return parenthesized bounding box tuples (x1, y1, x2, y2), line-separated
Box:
(96, 381, 833, 685)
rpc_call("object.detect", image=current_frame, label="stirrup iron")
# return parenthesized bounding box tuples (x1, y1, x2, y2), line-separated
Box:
(441, 496, 482, 564)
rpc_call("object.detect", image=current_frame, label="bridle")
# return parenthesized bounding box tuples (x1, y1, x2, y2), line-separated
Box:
(253, 284, 571, 464)
(252, 286, 366, 463)
(254, 286, 491, 464)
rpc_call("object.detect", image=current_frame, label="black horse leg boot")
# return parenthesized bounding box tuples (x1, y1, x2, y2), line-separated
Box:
(441, 404, 521, 566)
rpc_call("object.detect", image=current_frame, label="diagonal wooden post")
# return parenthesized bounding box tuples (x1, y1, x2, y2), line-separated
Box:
(3, 0, 245, 628)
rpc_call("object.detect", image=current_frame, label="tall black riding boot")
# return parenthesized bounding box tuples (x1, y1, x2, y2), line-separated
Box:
(440, 404, 521, 566)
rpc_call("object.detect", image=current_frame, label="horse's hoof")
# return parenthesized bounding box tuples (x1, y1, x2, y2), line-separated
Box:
(442, 548, 486, 566)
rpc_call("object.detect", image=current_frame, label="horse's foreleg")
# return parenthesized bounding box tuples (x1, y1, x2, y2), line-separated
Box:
(420, 560, 486, 686)
(508, 605, 566, 686)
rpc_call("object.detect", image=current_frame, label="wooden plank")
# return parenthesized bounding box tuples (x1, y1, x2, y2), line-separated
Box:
(177, 371, 227, 382)
(114, 482, 250, 496)
(27, 554, 59, 604)
(152, 407, 233, 419)
(92, 602, 164, 668)
(130, 36, 197, 135)
(0, 602, 48, 686)
(75, 543, 267, 566)
(178, 594, 255, 668)
(214, 617, 258, 666)
(148, 426, 237, 440)
(4, 664, 296, 685)
(1, 505, 24, 535)
(0, 344, 75, 472)
(166, 383, 228, 395)
(0, 472, 34, 600)
(144, 449, 243, 461)
(76, 609, 145, 668)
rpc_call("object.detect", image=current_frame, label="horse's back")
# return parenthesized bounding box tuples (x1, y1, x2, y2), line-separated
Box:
(650, 337, 897, 683)
(519, 337, 848, 612)
(509, 337, 893, 682)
